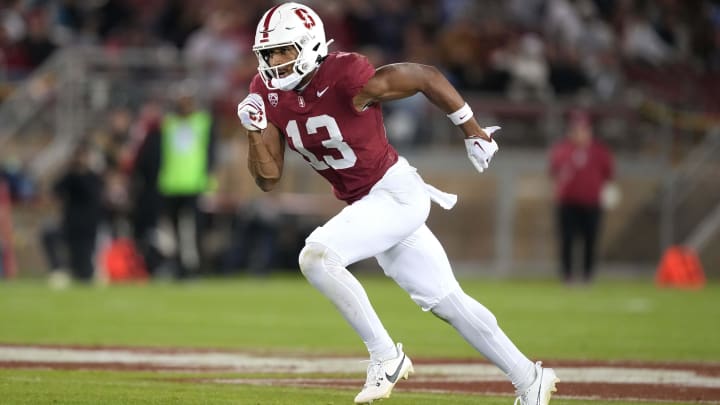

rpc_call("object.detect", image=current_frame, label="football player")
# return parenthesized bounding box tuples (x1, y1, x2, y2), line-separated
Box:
(237, 3, 558, 404)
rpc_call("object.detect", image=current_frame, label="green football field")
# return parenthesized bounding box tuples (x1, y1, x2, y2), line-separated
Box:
(0, 274, 718, 404)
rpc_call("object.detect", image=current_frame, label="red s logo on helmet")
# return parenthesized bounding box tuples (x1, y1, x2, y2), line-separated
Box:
(295, 8, 316, 29)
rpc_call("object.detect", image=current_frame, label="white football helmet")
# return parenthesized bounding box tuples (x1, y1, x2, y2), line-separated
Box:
(253, 2, 333, 91)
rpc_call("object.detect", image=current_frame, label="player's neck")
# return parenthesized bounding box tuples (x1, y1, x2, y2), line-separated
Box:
(294, 69, 318, 93)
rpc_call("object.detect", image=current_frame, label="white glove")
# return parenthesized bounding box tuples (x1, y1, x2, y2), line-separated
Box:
(464, 126, 501, 173)
(237, 93, 267, 131)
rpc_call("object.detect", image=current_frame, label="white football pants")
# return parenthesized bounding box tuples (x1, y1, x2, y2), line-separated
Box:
(299, 157, 535, 390)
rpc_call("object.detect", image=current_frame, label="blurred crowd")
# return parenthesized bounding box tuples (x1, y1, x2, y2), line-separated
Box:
(2, 0, 720, 104)
(0, 66, 320, 284)
(2, 0, 720, 282)
(32, 86, 309, 283)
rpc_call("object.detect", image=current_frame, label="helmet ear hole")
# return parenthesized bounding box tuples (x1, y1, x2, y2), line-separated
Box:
(297, 62, 311, 73)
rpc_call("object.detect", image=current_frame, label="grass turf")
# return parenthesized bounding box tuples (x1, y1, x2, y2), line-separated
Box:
(0, 275, 718, 404)
(1, 276, 718, 361)
(0, 369, 687, 405)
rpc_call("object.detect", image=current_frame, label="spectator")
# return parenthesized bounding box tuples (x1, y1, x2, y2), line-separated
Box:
(1, 5, 31, 79)
(549, 110, 614, 284)
(127, 101, 163, 276)
(344, 0, 381, 50)
(96, 0, 132, 39)
(53, 0, 85, 42)
(0, 157, 35, 203)
(183, 9, 250, 98)
(96, 107, 134, 237)
(1, 1, 26, 44)
(544, 0, 584, 49)
(367, 1, 412, 60)
(621, 9, 675, 66)
(101, 107, 133, 171)
(155, 0, 202, 49)
(437, 19, 486, 90)
(574, 2, 620, 100)
(21, 8, 57, 69)
(48, 141, 105, 283)
(314, 2, 356, 52)
(546, 44, 589, 97)
(492, 33, 552, 101)
(156, 83, 216, 279)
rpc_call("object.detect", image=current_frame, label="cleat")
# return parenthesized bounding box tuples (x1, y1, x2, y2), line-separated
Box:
(354, 343, 414, 404)
(514, 362, 559, 405)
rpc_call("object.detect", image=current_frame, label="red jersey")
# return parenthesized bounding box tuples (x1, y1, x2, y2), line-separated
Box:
(549, 139, 614, 206)
(250, 52, 398, 203)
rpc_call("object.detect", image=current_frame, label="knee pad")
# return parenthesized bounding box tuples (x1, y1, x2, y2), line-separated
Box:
(298, 242, 343, 278)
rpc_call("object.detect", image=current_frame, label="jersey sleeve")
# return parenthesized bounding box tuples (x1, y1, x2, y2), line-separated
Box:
(249, 74, 264, 94)
(336, 52, 376, 98)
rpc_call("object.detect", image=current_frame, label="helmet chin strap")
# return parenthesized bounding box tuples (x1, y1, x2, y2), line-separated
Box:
(271, 72, 303, 91)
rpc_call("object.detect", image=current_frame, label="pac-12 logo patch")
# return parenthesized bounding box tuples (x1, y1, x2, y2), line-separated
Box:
(268, 93, 278, 107)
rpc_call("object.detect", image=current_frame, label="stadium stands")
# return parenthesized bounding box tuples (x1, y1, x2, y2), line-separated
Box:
(1, 0, 719, 278)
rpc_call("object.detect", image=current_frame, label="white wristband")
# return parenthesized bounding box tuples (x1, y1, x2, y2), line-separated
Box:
(447, 103, 473, 126)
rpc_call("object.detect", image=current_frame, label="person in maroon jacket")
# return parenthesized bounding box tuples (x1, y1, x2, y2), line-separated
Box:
(549, 110, 614, 284)
(237, 3, 558, 405)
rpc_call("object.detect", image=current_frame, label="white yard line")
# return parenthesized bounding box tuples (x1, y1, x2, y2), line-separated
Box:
(1, 345, 719, 389)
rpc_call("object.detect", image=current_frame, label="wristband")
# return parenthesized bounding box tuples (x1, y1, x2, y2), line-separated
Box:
(447, 103, 473, 126)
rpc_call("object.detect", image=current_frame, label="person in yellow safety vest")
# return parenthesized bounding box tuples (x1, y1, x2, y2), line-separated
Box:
(157, 86, 216, 280)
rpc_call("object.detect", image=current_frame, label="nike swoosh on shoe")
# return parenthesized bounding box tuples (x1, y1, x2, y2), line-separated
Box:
(384, 354, 406, 383)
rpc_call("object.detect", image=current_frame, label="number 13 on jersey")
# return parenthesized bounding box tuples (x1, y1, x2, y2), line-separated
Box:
(286, 114, 358, 170)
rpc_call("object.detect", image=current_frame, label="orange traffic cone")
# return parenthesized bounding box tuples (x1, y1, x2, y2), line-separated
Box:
(655, 245, 706, 289)
(100, 238, 149, 283)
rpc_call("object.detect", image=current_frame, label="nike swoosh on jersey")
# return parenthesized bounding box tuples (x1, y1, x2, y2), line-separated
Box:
(384, 354, 406, 383)
(317, 86, 329, 97)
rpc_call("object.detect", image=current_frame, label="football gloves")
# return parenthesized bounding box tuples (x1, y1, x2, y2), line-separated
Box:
(237, 93, 267, 131)
(465, 126, 501, 173)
